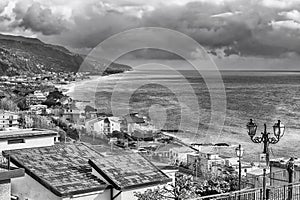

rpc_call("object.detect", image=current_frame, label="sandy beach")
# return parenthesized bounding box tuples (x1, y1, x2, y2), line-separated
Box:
(54, 75, 101, 95)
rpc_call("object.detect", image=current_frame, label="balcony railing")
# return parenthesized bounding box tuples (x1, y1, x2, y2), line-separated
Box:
(192, 182, 300, 200)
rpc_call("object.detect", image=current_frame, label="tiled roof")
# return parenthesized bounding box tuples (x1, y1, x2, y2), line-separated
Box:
(89, 153, 171, 190)
(0, 128, 57, 140)
(3, 143, 109, 197)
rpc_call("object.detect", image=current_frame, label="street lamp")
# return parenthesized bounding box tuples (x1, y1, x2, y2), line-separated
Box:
(246, 119, 285, 200)
(246, 119, 285, 166)
(235, 144, 244, 192)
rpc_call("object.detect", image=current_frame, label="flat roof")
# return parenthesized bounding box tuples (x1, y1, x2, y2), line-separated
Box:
(0, 128, 57, 140)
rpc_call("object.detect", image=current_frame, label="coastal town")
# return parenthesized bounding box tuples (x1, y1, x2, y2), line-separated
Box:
(1, 0, 300, 199)
(0, 72, 297, 200)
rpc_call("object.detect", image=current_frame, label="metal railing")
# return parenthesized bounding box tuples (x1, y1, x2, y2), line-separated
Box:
(0, 155, 9, 171)
(192, 182, 300, 200)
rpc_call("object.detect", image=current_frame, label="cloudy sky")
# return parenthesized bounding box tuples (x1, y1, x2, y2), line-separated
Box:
(0, 0, 300, 70)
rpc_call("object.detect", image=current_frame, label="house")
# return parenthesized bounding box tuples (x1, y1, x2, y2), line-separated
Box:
(85, 117, 100, 134)
(26, 90, 47, 106)
(0, 110, 19, 129)
(93, 117, 121, 136)
(62, 109, 82, 124)
(187, 151, 226, 176)
(3, 143, 171, 200)
(123, 113, 149, 135)
(0, 128, 58, 152)
(29, 104, 47, 115)
(85, 117, 122, 137)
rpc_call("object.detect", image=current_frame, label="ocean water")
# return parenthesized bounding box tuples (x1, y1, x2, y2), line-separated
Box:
(70, 68, 300, 160)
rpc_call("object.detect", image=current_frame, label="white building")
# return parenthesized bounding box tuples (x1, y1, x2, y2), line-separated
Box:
(85, 117, 122, 136)
(93, 117, 121, 136)
(0, 111, 19, 129)
(0, 128, 58, 152)
(26, 90, 47, 106)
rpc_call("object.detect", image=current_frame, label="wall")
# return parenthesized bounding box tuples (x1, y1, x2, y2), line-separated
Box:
(0, 136, 55, 152)
(91, 168, 169, 200)
(11, 174, 61, 200)
(63, 190, 111, 200)
(0, 179, 10, 200)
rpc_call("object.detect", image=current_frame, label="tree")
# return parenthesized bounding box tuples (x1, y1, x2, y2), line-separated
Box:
(66, 127, 80, 141)
(0, 98, 18, 111)
(135, 174, 197, 200)
(135, 173, 240, 200)
(17, 98, 28, 110)
(84, 105, 96, 113)
(47, 90, 64, 100)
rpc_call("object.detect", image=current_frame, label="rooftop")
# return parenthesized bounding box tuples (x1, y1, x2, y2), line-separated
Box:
(89, 153, 171, 190)
(0, 128, 57, 140)
(3, 143, 109, 197)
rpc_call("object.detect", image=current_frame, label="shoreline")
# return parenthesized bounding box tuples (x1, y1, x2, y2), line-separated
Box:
(54, 75, 101, 96)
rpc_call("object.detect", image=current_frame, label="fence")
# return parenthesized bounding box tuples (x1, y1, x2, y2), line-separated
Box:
(192, 182, 300, 200)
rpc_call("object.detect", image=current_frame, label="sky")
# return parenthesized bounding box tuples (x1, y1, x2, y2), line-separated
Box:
(0, 0, 300, 70)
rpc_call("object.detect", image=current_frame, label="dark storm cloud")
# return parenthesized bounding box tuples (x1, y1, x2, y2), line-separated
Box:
(3, 0, 300, 58)
(13, 2, 67, 35)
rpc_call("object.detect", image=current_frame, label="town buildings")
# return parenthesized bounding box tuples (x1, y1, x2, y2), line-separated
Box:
(26, 90, 47, 106)
(0, 110, 19, 129)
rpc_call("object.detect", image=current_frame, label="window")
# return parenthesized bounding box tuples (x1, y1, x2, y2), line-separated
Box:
(8, 138, 25, 144)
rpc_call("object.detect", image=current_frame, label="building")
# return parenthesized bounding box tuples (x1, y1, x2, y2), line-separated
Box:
(187, 151, 226, 175)
(85, 117, 122, 137)
(0, 111, 19, 129)
(85, 117, 100, 134)
(93, 117, 121, 136)
(0, 128, 58, 152)
(3, 143, 171, 200)
(62, 109, 82, 124)
(26, 90, 47, 106)
(123, 113, 156, 135)
(29, 104, 47, 115)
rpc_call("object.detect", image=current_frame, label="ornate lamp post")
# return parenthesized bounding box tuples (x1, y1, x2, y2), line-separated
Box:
(235, 144, 244, 192)
(246, 119, 285, 166)
(246, 119, 285, 200)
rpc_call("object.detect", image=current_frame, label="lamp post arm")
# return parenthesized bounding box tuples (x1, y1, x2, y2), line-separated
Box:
(268, 136, 279, 144)
(250, 136, 263, 144)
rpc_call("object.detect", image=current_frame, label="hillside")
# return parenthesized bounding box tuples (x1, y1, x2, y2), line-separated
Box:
(0, 33, 131, 76)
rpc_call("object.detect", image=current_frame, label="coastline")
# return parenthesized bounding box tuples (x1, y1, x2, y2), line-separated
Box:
(54, 75, 101, 96)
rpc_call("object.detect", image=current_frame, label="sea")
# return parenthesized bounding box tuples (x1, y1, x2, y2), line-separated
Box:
(69, 64, 300, 161)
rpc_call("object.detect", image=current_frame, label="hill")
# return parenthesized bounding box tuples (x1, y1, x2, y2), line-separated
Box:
(0, 33, 131, 76)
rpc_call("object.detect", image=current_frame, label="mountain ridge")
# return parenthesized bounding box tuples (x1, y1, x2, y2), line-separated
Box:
(0, 33, 131, 76)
